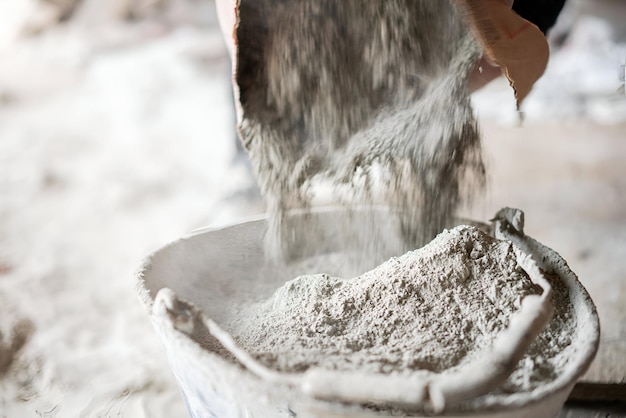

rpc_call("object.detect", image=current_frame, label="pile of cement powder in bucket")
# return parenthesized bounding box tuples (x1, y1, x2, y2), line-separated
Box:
(235, 0, 486, 257)
(229, 0, 577, 404)
(228, 226, 576, 394)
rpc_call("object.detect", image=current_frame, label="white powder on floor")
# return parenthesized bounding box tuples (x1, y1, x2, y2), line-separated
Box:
(228, 225, 572, 393)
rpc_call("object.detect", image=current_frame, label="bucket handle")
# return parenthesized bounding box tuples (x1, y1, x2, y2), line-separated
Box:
(152, 208, 554, 412)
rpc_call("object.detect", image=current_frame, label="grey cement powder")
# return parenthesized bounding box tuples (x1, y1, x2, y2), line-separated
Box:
(235, 0, 486, 258)
(230, 0, 576, 401)
(228, 226, 575, 393)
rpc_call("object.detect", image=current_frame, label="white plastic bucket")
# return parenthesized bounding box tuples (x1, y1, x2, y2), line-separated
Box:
(136, 208, 599, 418)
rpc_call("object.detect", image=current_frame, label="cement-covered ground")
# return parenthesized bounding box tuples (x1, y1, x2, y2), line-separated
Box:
(0, 1, 624, 416)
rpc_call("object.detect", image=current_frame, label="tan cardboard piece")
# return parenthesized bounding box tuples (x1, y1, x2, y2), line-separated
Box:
(455, 0, 550, 107)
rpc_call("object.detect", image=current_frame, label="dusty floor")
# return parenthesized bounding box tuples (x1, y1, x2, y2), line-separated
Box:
(0, 2, 624, 417)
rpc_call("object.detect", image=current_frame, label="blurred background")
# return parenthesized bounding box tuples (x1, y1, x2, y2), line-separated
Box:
(0, 0, 624, 416)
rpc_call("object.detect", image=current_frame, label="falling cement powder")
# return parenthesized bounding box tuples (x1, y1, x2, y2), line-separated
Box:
(228, 226, 575, 394)
(228, 0, 577, 404)
(235, 0, 486, 258)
